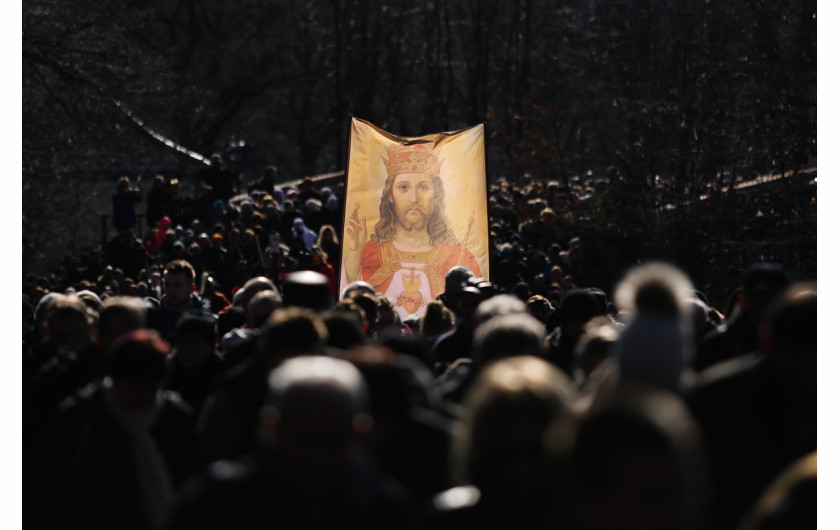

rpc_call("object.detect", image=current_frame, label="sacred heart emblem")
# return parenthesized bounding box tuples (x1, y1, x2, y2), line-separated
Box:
(397, 270, 426, 315)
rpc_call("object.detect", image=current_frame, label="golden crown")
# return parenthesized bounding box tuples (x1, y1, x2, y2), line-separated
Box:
(382, 144, 442, 177)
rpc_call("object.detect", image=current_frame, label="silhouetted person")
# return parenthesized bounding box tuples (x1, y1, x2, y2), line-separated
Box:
(545, 288, 603, 377)
(25, 294, 102, 445)
(735, 451, 816, 530)
(29, 330, 202, 530)
(113, 176, 142, 232)
(695, 263, 790, 372)
(425, 356, 577, 530)
(155, 260, 206, 342)
(343, 345, 454, 503)
(200, 155, 235, 204)
(612, 261, 697, 392)
(569, 386, 710, 530)
(167, 312, 224, 414)
(218, 276, 280, 368)
(249, 165, 277, 196)
(433, 301, 545, 408)
(429, 273, 489, 372)
(197, 307, 328, 461)
(147, 175, 168, 230)
(687, 282, 816, 530)
(172, 356, 411, 530)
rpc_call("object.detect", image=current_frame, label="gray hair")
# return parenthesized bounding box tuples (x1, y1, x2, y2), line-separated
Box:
(474, 294, 527, 327)
(265, 356, 369, 417)
(473, 312, 547, 363)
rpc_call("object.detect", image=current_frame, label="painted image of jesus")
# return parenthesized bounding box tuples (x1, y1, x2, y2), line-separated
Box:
(343, 143, 482, 320)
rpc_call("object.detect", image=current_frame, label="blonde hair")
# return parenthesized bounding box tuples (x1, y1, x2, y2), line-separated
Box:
(451, 356, 577, 486)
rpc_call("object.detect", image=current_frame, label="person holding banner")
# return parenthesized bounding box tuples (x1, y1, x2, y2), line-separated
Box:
(344, 143, 481, 320)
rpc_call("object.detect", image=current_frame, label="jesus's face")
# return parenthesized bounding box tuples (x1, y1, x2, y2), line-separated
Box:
(390, 172, 435, 231)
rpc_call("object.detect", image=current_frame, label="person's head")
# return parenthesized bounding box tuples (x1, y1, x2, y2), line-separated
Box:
(163, 260, 196, 305)
(247, 289, 283, 328)
(573, 316, 620, 386)
(262, 197, 277, 213)
(228, 227, 241, 244)
(373, 294, 399, 336)
(545, 288, 601, 341)
(740, 262, 791, 322)
(594, 180, 608, 193)
(374, 144, 455, 246)
(281, 271, 330, 311)
(549, 265, 565, 284)
(614, 261, 696, 322)
(76, 290, 104, 316)
(304, 198, 322, 215)
(473, 312, 547, 366)
(540, 207, 557, 226)
(737, 452, 816, 530)
(258, 307, 329, 367)
(341, 280, 376, 300)
(259, 356, 372, 493)
(419, 300, 455, 338)
(613, 262, 696, 390)
(317, 224, 336, 246)
(322, 309, 367, 350)
(452, 356, 577, 507)
(348, 291, 380, 335)
(172, 241, 186, 258)
(263, 165, 277, 181)
(106, 329, 170, 411)
(43, 294, 93, 352)
(325, 195, 339, 211)
(474, 294, 528, 328)
(173, 312, 217, 369)
(757, 282, 816, 390)
(442, 265, 475, 310)
(98, 296, 148, 352)
(238, 276, 280, 318)
(527, 295, 554, 325)
(571, 386, 708, 530)
(615, 262, 694, 318)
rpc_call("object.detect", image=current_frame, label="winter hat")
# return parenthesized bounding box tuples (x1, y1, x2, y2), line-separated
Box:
(616, 314, 692, 391)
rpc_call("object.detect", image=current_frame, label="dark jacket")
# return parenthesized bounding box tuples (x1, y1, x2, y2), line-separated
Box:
(28, 383, 203, 530)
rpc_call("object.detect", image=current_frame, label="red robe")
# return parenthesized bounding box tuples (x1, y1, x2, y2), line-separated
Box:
(360, 239, 482, 298)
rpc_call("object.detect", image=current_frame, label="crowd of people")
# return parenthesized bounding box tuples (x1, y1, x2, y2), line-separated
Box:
(22, 162, 816, 530)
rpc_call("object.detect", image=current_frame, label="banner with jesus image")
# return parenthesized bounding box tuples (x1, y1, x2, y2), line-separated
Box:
(340, 117, 489, 321)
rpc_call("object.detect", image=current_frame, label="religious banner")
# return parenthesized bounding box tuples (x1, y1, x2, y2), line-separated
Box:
(340, 117, 489, 321)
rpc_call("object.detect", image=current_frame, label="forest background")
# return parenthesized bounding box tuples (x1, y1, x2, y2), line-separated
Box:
(21, 0, 818, 307)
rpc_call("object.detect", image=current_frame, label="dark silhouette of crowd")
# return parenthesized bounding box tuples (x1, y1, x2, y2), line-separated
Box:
(22, 162, 816, 530)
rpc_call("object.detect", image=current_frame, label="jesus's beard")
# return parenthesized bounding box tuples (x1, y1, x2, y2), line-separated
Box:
(396, 208, 429, 232)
